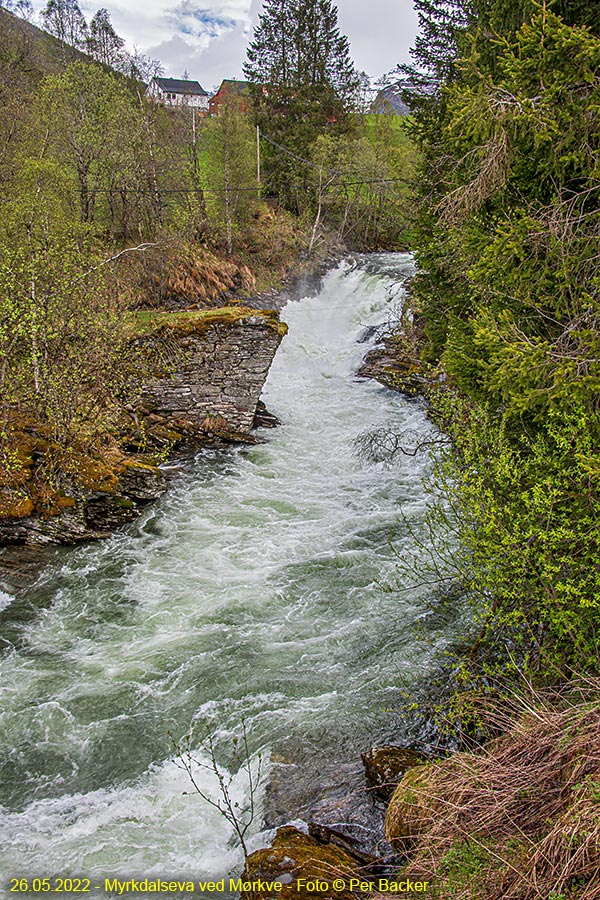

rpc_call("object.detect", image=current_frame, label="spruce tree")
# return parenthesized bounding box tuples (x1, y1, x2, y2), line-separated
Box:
(407, 0, 468, 85)
(244, 0, 293, 88)
(245, 0, 356, 97)
(243, 0, 358, 208)
(404, 0, 600, 683)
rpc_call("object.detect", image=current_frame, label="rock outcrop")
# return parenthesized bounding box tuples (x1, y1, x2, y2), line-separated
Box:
(139, 307, 287, 434)
(0, 459, 168, 545)
(361, 746, 427, 802)
(0, 306, 286, 546)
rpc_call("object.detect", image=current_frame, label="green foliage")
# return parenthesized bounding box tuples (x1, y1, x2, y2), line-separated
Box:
(406, 3, 600, 684)
(201, 100, 257, 254)
(244, 0, 359, 209)
(242, 0, 419, 247)
(35, 62, 153, 233)
(0, 58, 158, 454)
(430, 397, 600, 679)
(0, 224, 137, 443)
(305, 121, 418, 248)
(439, 840, 497, 893)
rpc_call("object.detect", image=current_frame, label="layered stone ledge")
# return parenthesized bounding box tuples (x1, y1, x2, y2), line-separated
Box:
(0, 307, 287, 547)
(138, 306, 287, 435)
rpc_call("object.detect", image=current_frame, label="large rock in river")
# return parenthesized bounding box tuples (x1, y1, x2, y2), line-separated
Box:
(241, 825, 375, 900)
(361, 746, 427, 801)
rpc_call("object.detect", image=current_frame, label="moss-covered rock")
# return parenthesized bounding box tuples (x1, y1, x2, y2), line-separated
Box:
(385, 765, 437, 852)
(1, 296, 284, 545)
(0, 492, 34, 519)
(134, 306, 288, 339)
(241, 825, 374, 900)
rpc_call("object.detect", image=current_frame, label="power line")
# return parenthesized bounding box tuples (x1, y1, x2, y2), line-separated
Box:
(87, 176, 407, 199)
(259, 131, 344, 176)
(88, 186, 261, 195)
(89, 185, 404, 200)
(84, 128, 407, 200)
(259, 130, 408, 185)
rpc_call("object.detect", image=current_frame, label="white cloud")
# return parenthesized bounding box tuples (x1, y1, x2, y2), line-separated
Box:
(30, 0, 419, 86)
(167, 0, 251, 43)
(147, 1, 256, 84)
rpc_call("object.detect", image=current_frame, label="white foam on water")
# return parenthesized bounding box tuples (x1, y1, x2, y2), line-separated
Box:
(0, 750, 266, 882)
(0, 254, 461, 879)
(0, 590, 13, 613)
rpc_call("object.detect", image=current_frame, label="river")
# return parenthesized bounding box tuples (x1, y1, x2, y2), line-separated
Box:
(0, 254, 458, 891)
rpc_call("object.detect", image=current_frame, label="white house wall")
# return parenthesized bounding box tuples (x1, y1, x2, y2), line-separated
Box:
(146, 86, 209, 110)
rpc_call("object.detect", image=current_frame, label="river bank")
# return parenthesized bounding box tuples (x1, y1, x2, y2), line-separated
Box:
(0, 229, 346, 562)
(0, 307, 286, 551)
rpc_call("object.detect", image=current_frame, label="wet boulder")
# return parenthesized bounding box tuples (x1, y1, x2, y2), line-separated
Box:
(253, 400, 281, 429)
(362, 746, 427, 801)
(385, 765, 435, 853)
(240, 825, 375, 900)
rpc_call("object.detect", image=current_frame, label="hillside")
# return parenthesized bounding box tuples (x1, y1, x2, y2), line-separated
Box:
(0, 6, 85, 84)
(0, 5, 90, 181)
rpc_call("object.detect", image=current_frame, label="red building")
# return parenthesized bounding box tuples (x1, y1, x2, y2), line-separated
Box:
(209, 80, 251, 116)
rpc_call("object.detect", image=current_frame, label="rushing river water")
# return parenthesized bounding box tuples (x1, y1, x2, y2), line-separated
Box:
(0, 254, 458, 891)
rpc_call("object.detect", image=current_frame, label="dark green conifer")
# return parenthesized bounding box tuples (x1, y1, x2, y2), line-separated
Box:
(243, 0, 358, 208)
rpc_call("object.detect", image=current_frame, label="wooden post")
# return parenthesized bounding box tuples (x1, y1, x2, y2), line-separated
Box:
(256, 125, 261, 196)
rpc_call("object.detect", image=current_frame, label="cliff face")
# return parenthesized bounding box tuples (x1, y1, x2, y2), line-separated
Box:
(0, 307, 287, 546)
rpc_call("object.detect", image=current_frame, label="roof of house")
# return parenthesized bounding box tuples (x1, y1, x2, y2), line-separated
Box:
(215, 79, 249, 95)
(153, 77, 208, 96)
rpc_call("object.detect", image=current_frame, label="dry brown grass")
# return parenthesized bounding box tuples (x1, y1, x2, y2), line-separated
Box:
(386, 683, 600, 899)
(126, 240, 256, 309)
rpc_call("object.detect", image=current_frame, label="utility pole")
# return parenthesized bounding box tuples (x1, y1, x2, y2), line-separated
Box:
(256, 125, 261, 197)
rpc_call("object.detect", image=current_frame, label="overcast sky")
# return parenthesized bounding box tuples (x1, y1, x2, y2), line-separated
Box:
(31, 0, 419, 92)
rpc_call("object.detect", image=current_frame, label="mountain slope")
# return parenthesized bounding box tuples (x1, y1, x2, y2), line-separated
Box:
(0, 6, 86, 87)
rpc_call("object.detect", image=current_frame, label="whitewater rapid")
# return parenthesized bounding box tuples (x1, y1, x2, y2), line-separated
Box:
(0, 254, 454, 890)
